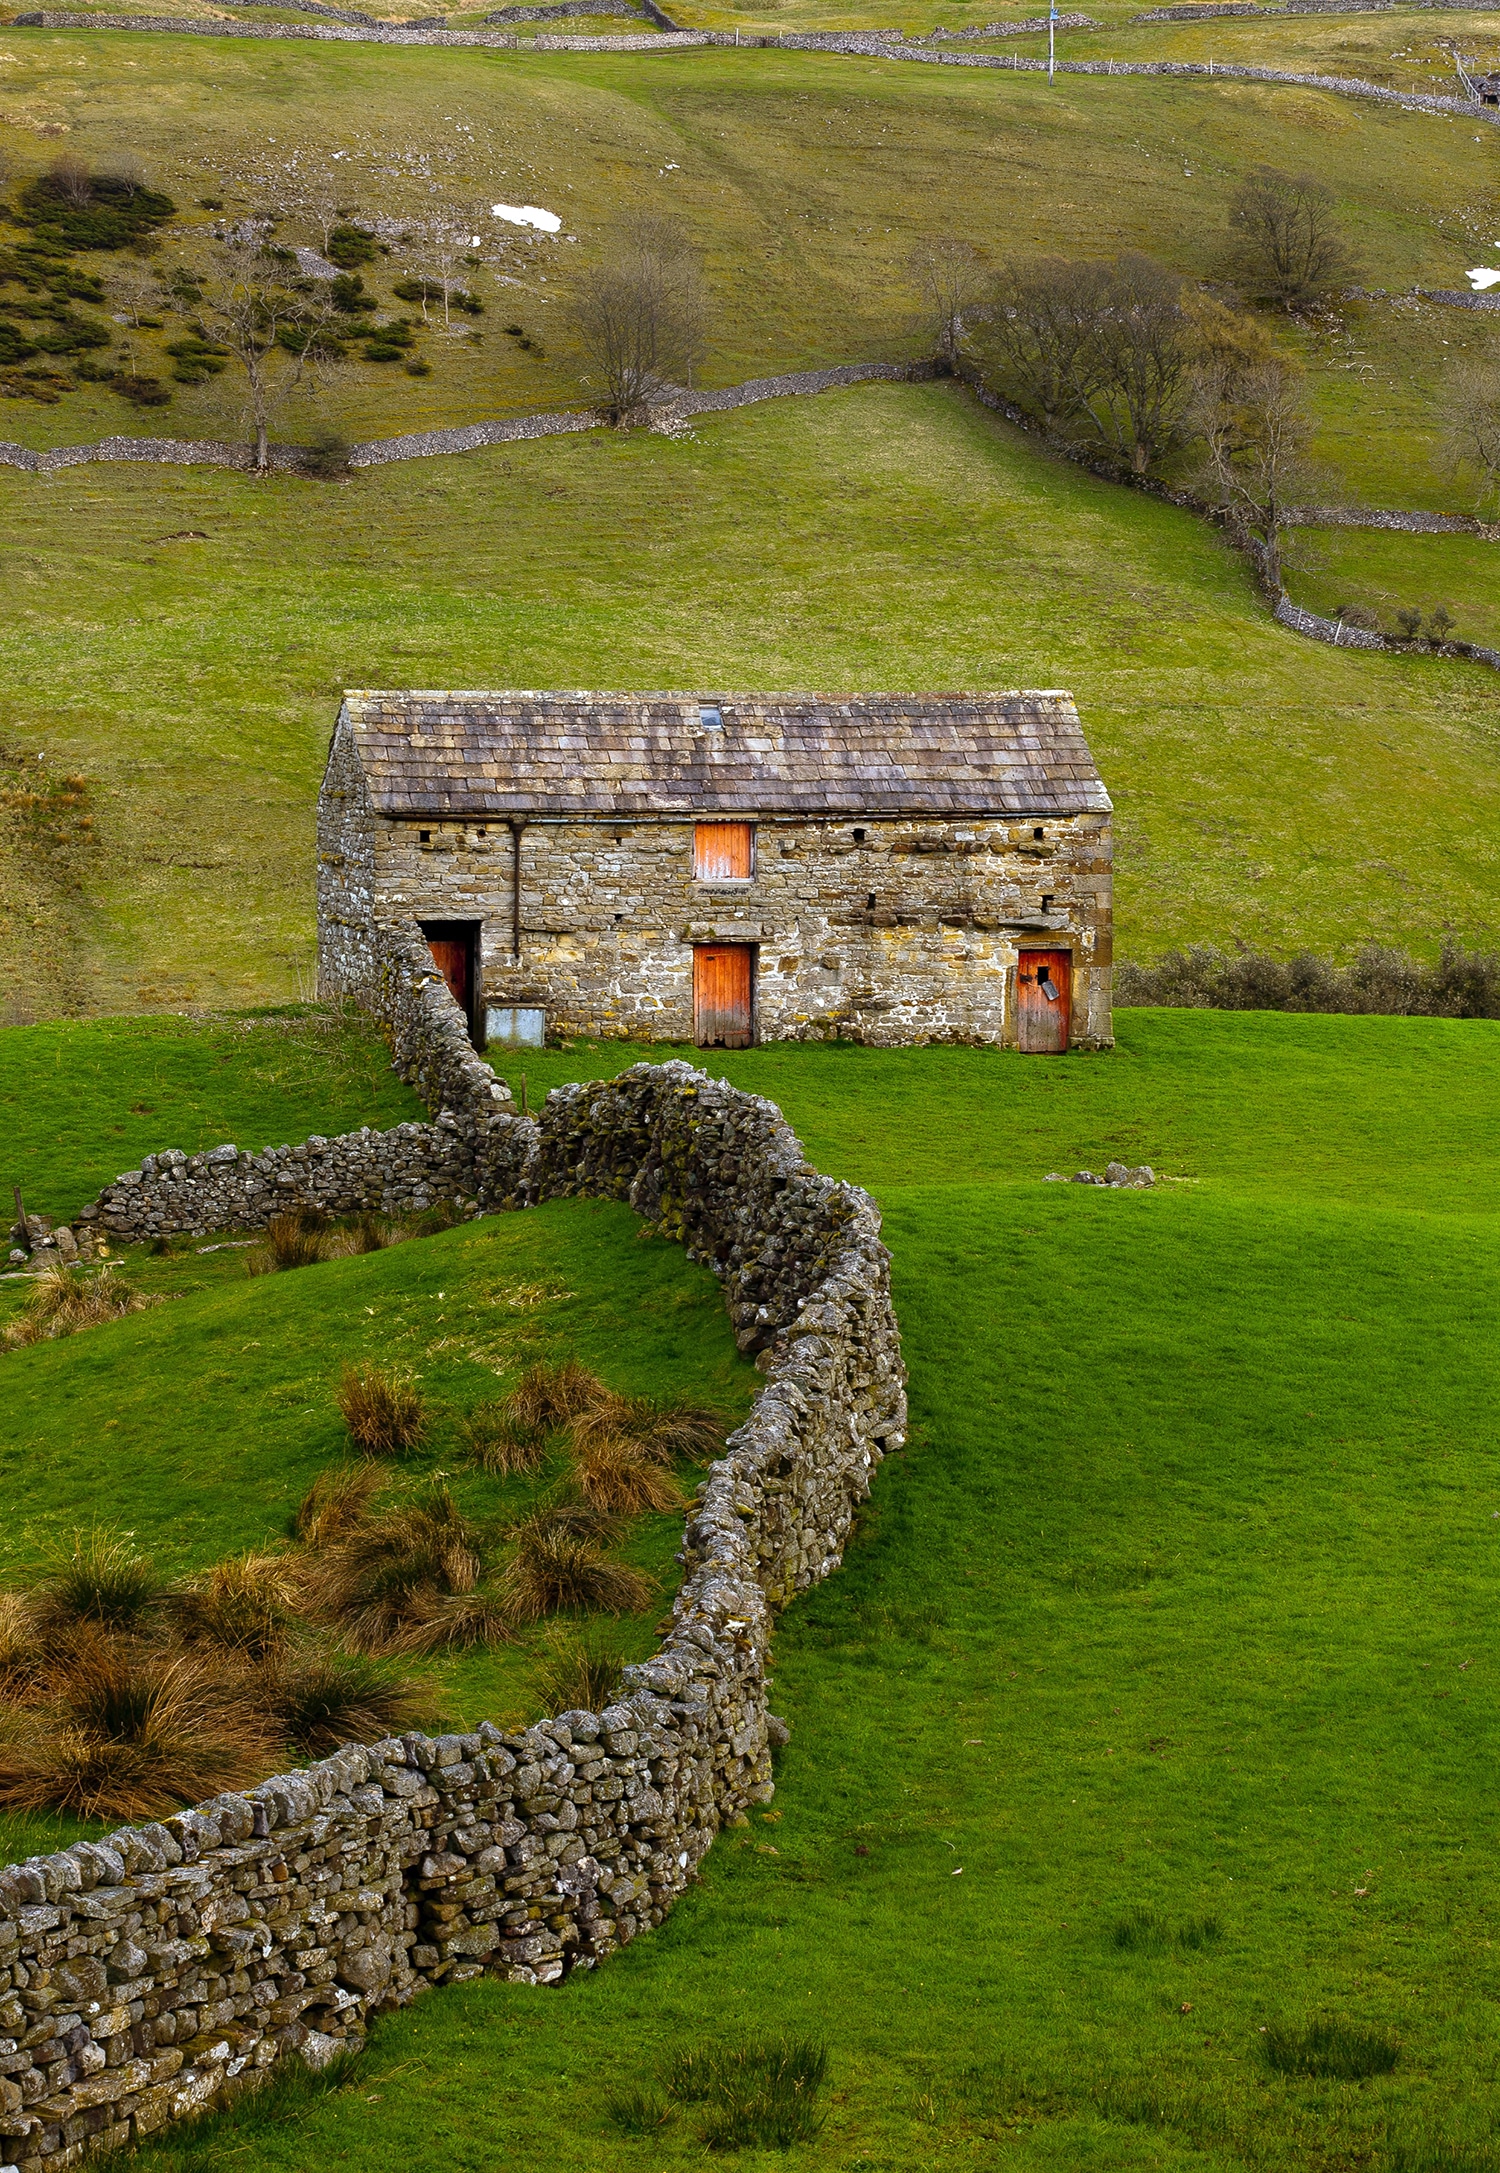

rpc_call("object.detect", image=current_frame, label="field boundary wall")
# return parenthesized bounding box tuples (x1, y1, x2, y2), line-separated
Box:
(5, 7, 1500, 127)
(0, 922, 905, 2173)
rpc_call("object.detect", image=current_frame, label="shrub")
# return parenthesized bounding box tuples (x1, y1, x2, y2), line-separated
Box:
(1395, 607, 1424, 640)
(0, 1641, 273, 1820)
(31, 1531, 165, 1635)
(1115, 940, 1500, 1019)
(326, 224, 378, 269)
(532, 1628, 627, 1716)
(1261, 2018, 1399, 2080)
(3, 1262, 158, 1349)
(329, 273, 368, 313)
(336, 1362, 428, 1455)
(500, 1529, 655, 1623)
(19, 163, 176, 251)
(405, 359, 432, 376)
(1427, 606, 1455, 644)
(569, 1430, 685, 1516)
(266, 1648, 426, 1751)
(111, 372, 171, 407)
(664, 2038, 828, 2150)
(247, 1210, 331, 1274)
(461, 1402, 549, 1476)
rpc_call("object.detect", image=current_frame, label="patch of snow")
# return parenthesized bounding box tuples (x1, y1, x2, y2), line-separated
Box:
(1468, 267, 1500, 290)
(492, 203, 561, 233)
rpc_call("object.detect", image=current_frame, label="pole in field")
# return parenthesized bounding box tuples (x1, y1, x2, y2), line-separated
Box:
(1048, 0, 1056, 82)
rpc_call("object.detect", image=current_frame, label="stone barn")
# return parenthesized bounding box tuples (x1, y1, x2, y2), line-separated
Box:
(316, 690, 1114, 1052)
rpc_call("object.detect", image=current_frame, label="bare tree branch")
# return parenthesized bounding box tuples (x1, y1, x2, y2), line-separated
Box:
(1226, 168, 1358, 313)
(909, 236, 985, 370)
(567, 214, 706, 421)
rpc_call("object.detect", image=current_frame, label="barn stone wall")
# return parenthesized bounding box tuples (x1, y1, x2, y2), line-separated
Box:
(1, 983, 905, 2171)
(318, 767, 1114, 1051)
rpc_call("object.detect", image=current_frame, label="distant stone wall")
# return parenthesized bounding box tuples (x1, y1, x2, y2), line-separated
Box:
(4, 946, 904, 2173)
(1273, 593, 1500, 670)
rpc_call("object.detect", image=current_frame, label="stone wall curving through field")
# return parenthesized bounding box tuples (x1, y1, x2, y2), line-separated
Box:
(0, 924, 905, 2173)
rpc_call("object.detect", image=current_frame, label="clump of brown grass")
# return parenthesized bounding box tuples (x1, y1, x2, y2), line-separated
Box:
(336, 1363, 428, 1456)
(296, 1463, 389, 1550)
(246, 1210, 332, 1276)
(499, 1529, 655, 1624)
(262, 1648, 428, 1752)
(301, 1479, 494, 1654)
(460, 1402, 548, 1476)
(570, 1430, 686, 1516)
(331, 1210, 411, 1256)
(170, 1552, 300, 1660)
(571, 1391, 725, 1466)
(532, 1627, 628, 1716)
(389, 1588, 520, 1656)
(3, 1263, 159, 1350)
(0, 1640, 274, 1821)
(506, 1358, 608, 1431)
(31, 1531, 165, 1636)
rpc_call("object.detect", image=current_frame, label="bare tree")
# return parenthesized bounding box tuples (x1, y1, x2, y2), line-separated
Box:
(909, 236, 985, 371)
(1188, 299, 1311, 591)
(107, 260, 163, 328)
(1227, 168, 1358, 312)
(1448, 352, 1500, 508)
(977, 256, 1116, 436)
(194, 230, 342, 470)
(405, 215, 484, 330)
(976, 253, 1191, 474)
(568, 214, 707, 421)
(1076, 254, 1190, 475)
(46, 153, 95, 210)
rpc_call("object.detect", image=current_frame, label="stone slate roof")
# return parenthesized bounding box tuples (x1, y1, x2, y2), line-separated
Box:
(335, 690, 1111, 820)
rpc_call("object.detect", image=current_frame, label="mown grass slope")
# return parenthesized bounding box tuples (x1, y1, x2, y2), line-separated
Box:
(53, 1010, 1495, 2173)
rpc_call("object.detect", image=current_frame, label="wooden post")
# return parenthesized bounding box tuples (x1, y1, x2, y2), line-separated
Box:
(11, 1186, 29, 1254)
(520, 1072, 528, 1116)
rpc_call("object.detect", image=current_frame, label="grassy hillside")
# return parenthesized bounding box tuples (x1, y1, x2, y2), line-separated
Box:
(27, 1011, 1488, 2173)
(4, 382, 1499, 1016)
(0, 1007, 424, 1220)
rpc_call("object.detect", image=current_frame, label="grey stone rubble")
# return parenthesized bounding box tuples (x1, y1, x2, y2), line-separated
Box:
(921, 12, 1098, 36)
(0, 917, 905, 2171)
(1285, 506, 1500, 540)
(484, 0, 648, 18)
(1045, 1163, 1156, 1186)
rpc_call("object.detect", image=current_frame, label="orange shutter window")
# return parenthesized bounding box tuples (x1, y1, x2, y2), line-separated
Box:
(693, 823, 754, 880)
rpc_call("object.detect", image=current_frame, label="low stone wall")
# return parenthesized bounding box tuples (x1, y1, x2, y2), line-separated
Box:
(1273, 592, 1500, 669)
(1285, 505, 1500, 539)
(0, 938, 905, 2173)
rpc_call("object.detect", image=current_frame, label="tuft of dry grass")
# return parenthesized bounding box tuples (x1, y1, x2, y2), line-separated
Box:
(263, 1648, 428, 1752)
(531, 1627, 628, 1717)
(331, 1210, 411, 1256)
(302, 1479, 489, 1653)
(460, 1402, 549, 1476)
(336, 1362, 428, 1456)
(506, 1358, 609, 1432)
(296, 1463, 389, 1550)
(389, 1587, 520, 1655)
(499, 1528, 656, 1624)
(3, 1262, 160, 1350)
(0, 1639, 275, 1821)
(569, 1429, 687, 1516)
(170, 1552, 300, 1660)
(246, 1210, 332, 1276)
(31, 1530, 165, 1636)
(571, 1391, 725, 1466)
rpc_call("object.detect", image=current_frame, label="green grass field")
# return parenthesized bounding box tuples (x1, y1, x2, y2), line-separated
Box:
(7, 1010, 1500, 2173)
(3, 32, 1499, 1016)
(5, 382, 1500, 1021)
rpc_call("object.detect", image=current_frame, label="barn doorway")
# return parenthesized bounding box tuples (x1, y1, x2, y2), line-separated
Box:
(420, 920, 482, 1045)
(693, 944, 754, 1048)
(1016, 948, 1072, 1054)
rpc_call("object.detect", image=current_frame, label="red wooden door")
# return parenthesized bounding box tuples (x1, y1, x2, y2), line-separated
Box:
(426, 935, 471, 1020)
(1016, 948, 1071, 1054)
(694, 945, 754, 1048)
(694, 824, 754, 880)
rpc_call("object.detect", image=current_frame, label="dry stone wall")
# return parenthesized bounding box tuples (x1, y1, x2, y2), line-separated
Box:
(1, 936, 905, 2173)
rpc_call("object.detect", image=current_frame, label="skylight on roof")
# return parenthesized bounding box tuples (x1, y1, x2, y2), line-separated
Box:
(700, 705, 723, 730)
